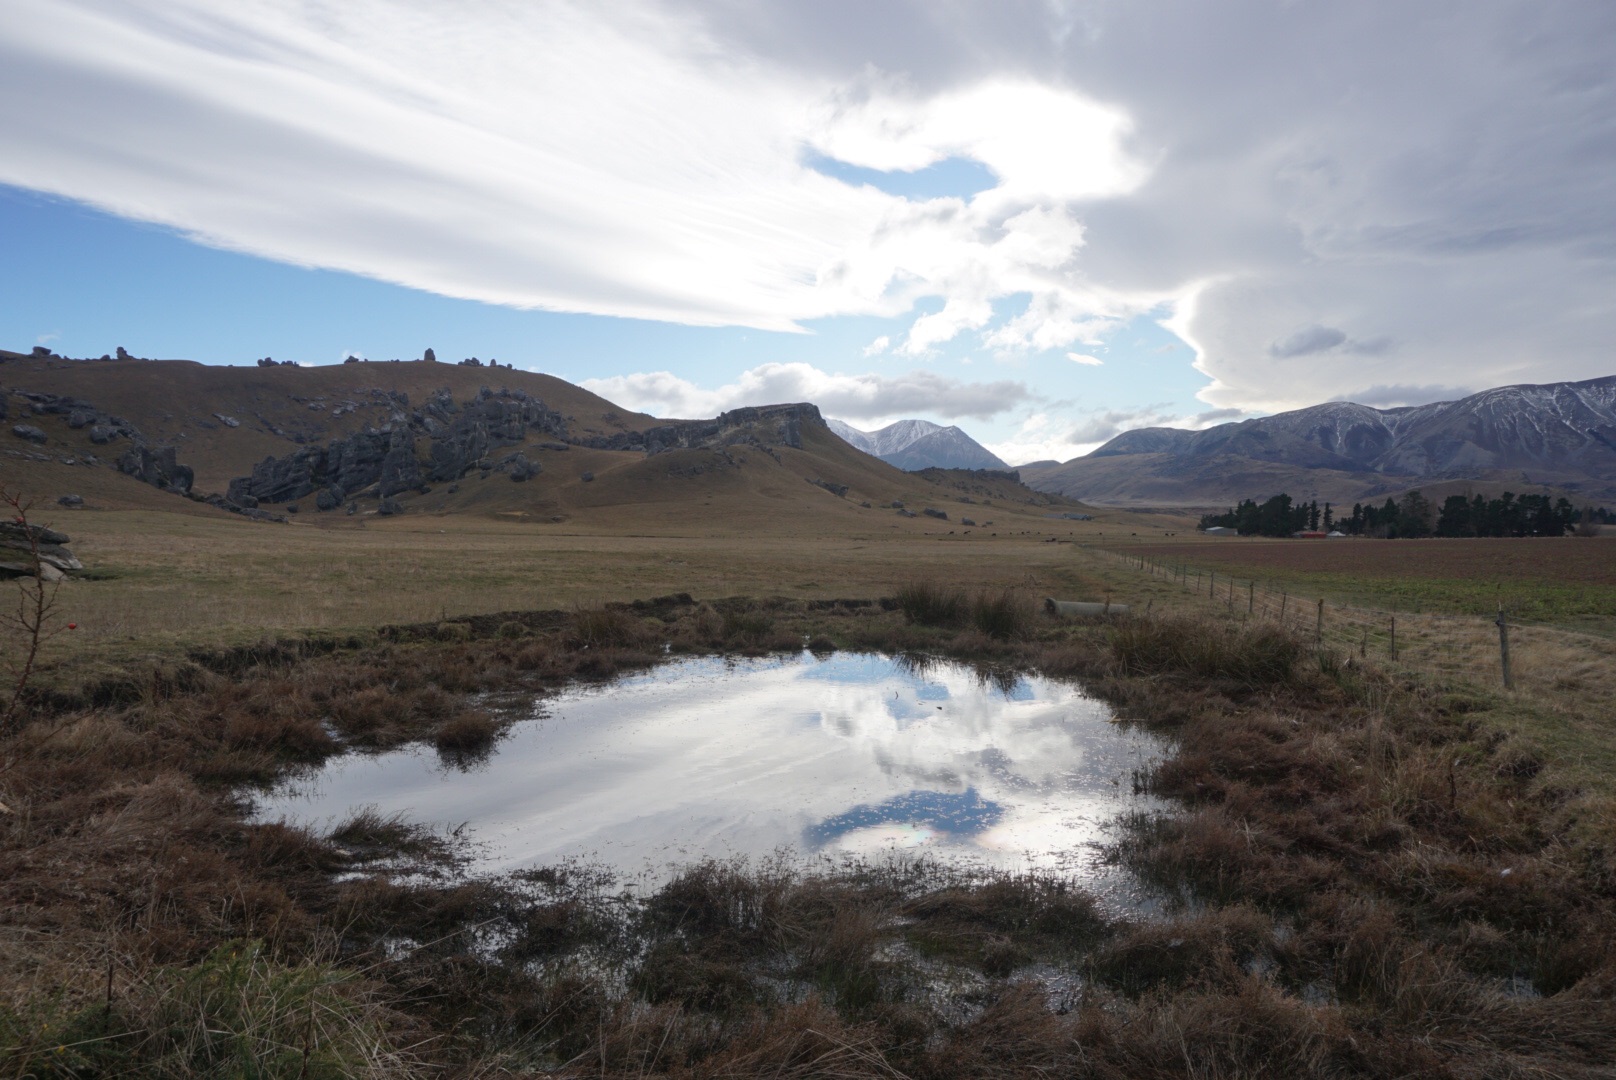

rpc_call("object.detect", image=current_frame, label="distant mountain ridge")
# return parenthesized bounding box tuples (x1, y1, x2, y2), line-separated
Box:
(1022, 375, 1616, 506)
(828, 418, 1008, 471)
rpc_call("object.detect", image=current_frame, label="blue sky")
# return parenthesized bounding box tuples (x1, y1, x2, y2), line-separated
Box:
(4, 2, 1611, 463)
(1, 182, 1212, 462)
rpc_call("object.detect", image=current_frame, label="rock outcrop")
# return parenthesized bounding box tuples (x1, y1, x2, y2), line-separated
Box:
(0, 521, 83, 580)
(227, 386, 569, 506)
(579, 403, 822, 455)
(118, 445, 194, 494)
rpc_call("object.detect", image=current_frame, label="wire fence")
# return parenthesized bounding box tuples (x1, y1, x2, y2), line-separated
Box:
(1087, 547, 1616, 704)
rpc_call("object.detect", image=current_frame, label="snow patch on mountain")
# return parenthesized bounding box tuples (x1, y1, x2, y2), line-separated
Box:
(828, 418, 1009, 471)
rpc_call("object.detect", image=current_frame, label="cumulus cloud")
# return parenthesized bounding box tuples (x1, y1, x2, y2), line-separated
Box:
(862, 335, 891, 356)
(580, 362, 1033, 423)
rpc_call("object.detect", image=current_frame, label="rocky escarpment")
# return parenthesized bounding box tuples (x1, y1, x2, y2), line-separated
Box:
(226, 386, 569, 508)
(578, 403, 822, 455)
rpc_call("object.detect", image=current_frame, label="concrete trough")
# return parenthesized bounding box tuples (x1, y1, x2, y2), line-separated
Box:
(1045, 598, 1129, 618)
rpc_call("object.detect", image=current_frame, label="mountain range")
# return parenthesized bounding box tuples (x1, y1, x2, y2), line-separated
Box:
(1021, 375, 1616, 507)
(827, 418, 1008, 471)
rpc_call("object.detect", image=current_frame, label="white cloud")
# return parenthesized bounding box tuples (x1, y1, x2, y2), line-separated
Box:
(581, 362, 1033, 424)
(1066, 352, 1103, 366)
(861, 335, 891, 356)
(5, 1, 1615, 417)
(0, 0, 1151, 355)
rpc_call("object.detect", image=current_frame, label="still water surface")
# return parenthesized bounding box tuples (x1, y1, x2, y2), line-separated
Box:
(260, 652, 1164, 885)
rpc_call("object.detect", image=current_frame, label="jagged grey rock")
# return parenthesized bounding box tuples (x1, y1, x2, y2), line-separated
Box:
(12, 424, 46, 443)
(118, 445, 194, 494)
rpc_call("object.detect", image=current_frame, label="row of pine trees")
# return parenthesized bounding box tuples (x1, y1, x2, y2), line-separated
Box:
(1199, 491, 1610, 538)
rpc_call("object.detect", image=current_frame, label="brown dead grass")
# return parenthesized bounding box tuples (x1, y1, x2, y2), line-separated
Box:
(3, 598, 1615, 1078)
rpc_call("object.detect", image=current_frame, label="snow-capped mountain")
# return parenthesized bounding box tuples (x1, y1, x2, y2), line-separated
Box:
(827, 418, 1009, 471)
(1088, 375, 1616, 476)
(1023, 375, 1616, 505)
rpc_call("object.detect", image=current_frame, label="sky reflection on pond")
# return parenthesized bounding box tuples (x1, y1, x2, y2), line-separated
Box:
(258, 652, 1164, 885)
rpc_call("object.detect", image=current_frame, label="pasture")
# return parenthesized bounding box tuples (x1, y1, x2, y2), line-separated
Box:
(1111, 535, 1616, 629)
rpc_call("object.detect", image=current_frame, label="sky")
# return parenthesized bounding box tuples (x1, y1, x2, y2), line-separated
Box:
(3, 1, 1614, 465)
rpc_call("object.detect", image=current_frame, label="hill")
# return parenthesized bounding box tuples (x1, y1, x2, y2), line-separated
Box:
(827, 417, 1008, 471)
(0, 350, 1088, 531)
(1023, 375, 1616, 507)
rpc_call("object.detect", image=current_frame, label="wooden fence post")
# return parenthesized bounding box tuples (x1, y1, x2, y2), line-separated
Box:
(1280, 592, 1287, 622)
(1390, 615, 1397, 661)
(1209, 570, 1215, 597)
(1316, 598, 1324, 645)
(1496, 607, 1514, 689)
(1248, 581, 1255, 614)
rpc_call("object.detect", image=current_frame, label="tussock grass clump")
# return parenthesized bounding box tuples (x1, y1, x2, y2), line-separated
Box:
(895, 579, 968, 627)
(433, 708, 501, 755)
(968, 587, 1039, 640)
(1113, 615, 1304, 686)
(1, 941, 422, 1080)
(435, 621, 471, 642)
(896, 580, 1039, 640)
(569, 603, 648, 649)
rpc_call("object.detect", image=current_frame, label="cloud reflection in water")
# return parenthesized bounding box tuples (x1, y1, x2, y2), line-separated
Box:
(258, 652, 1162, 883)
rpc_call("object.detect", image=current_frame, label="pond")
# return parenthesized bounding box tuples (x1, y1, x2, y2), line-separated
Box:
(259, 652, 1165, 890)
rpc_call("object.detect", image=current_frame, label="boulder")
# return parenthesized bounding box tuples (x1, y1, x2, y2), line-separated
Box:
(923, 508, 948, 520)
(0, 521, 83, 575)
(118, 445, 194, 494)
(580, 471, 594, 483)
(89, 425, 118, 444)
(57, 494, 83, 508)
(12, 424, 47, 444)
(508, 453, 539, 482)
(67, 409, 96, 429)
(314, 488, 340, 512)
(377, 498, 404, 516)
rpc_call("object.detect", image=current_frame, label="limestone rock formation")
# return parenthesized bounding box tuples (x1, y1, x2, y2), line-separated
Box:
(118, 445, 194, 494)
(579, 403, 821, 455)
(0, 521, 83, 578)
(227, 386, 569, 505)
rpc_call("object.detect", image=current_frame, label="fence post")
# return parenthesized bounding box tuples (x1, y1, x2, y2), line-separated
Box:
(1280, 592, 1287, 622)
(1316, 598, 1324, 645)
(1209, 570, 1215, 597)
(1390, 615, 1397, 661)
(1248, 581, 1255, 614)
(1360, 626, 1368, 658)
(1496, 607, 1514, 689)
